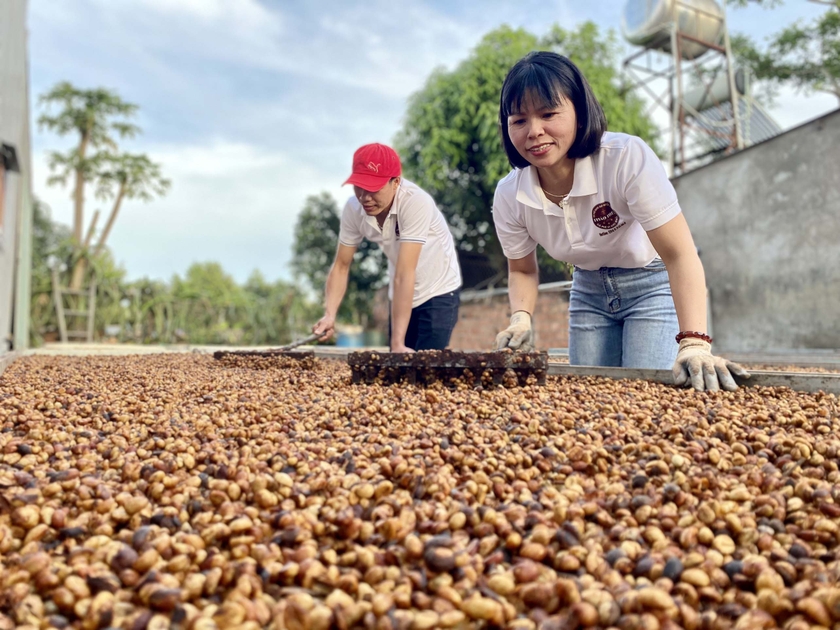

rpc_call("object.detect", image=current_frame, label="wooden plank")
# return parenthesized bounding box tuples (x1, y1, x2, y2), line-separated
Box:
(52, 267, 68, 343)
(86, 279, 97, 343)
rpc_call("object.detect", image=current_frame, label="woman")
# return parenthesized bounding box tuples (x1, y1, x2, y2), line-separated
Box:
(492, 51, 747, 392)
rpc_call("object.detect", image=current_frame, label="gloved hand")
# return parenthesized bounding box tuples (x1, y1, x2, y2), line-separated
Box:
(672, 338, 750, 392)
(494, 311, 535, 352)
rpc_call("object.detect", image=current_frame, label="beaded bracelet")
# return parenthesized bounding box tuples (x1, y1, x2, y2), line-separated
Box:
(675, 331, 713, 344)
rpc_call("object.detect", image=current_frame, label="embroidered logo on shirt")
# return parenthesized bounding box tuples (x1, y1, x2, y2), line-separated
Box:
(367, 162, 381, 173)
(592, 201, 627, 236)
(592, 202, 620, 230)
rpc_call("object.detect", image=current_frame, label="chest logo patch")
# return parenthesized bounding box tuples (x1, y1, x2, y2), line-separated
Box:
(592, 201, 620, 230)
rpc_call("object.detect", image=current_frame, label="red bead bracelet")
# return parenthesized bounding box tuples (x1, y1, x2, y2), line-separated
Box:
(675, 331, 713, 344)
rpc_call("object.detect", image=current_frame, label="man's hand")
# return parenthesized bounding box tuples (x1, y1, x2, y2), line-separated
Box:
(672, 338, 750, 392)
(494, 311, 534, 352)
(390, 343, 416, 354)
(312, 314, 336, 340)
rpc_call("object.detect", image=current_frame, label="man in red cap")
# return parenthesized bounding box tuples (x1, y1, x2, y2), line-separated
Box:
(312, 143, 462, 352)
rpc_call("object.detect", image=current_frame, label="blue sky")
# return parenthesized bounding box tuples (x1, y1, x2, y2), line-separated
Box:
(29, 0, 838, 285)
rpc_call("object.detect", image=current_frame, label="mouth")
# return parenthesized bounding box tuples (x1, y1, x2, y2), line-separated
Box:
(528, 143, 553, 156)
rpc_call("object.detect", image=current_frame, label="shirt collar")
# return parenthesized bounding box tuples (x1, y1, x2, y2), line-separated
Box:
(514, 156, 598, 209)
(363, 183, 401, 228)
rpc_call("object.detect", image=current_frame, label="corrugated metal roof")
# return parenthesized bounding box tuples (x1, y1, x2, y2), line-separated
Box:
(690, 96, 783, 151)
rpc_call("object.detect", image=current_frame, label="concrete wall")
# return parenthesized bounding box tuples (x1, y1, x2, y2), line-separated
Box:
(0, 0, 31, 351)
(673, 109, 840, 353)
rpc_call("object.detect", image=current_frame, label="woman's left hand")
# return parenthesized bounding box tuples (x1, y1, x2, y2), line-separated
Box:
(390, 344, 416, 354)
(672, 339, 750, 391)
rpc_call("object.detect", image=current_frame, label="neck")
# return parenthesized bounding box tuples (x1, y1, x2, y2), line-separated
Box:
(375, 204, 392, 228)
(537, 158, 575, 195)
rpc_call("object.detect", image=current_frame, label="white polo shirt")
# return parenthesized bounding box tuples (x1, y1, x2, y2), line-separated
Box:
(338, 178, 462, 307)
(493, 131, 682, 270)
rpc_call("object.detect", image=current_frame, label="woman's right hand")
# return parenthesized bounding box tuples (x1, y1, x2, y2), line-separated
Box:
(494, 311, 534, 352)
(312, 314, 336, 340)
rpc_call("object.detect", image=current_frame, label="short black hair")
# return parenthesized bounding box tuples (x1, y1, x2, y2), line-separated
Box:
(499, 51, 607, 169)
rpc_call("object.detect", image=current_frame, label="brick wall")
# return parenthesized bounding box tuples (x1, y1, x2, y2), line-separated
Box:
(372, 287, 570, 350)
(450, 291, 570, 350)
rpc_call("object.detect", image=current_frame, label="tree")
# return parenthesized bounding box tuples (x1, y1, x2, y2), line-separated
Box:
(94, 153, 171, 256)
(291, 192, 387, 326)
(38, 83, 140, 243)
(38, 82, 149, 289)
(732, 1, 840, 104)
(395, 23, 658, 277)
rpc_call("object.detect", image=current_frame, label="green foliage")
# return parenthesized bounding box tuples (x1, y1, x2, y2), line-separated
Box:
(38, 82, 141, 240)
(291, 192, 387, 326)
(37, 82, 140, 146)
(96, 153, 171, 204)
(395, 23, 659, 278)
(732, 1, 840, 103)
(29, 199, 318, 347)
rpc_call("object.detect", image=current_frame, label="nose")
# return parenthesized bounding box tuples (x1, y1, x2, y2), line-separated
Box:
(525, 117, 544, 139)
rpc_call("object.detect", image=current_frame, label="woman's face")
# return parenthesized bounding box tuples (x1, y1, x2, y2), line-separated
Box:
(507, 90, 577, 169)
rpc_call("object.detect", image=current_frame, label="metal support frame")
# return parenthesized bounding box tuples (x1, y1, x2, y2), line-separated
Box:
(622, 0, 744, 176)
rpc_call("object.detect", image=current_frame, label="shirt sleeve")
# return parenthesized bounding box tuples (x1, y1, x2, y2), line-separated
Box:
(395, 193, 433, 244)
(493, 183, 537, 260)
(618, 136, 682, 231)
(338, 197, 364, 247)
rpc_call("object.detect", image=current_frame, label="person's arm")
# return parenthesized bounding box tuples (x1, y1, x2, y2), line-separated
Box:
(646, 213, 706, 332)
(495, 250, 539, 351)
(648, 215, 748, 391)
(390, 242, 423, 352)
(312, 243, 356, 340)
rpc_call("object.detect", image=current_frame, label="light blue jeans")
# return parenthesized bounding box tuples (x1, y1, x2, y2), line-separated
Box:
(568, 259, 679, 369)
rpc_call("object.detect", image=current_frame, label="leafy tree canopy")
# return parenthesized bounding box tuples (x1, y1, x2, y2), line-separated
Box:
(395, 22, 659, 277)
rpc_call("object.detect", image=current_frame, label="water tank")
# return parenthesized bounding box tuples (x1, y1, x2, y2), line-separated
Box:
(683, 68, 746, 112)
(622, 0, 724, 60)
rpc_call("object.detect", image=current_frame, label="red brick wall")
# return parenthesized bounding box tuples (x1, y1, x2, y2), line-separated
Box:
(371, 287, 570, 350)
(450, 291, 569, 351)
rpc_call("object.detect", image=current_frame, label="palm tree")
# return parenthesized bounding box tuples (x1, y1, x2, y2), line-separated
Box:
(94, 153, 171, 256)
(38, 82, 140, 288)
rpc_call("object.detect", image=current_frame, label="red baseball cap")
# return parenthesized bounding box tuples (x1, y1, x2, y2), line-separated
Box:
(343, 143, 402, 191)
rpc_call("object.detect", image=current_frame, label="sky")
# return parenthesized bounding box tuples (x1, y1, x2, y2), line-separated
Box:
(28, 0, 838, 285)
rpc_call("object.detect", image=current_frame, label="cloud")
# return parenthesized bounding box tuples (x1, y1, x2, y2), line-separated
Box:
(33, 140, 351, 284)
(28, 0, 837, 290)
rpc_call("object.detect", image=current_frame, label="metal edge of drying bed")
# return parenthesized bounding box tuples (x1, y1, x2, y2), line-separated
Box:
(546, 364, 840, 395)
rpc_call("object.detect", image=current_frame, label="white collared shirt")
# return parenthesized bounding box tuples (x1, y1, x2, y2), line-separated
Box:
(493, 132, 682, 270)
(338, 178, 462, 307)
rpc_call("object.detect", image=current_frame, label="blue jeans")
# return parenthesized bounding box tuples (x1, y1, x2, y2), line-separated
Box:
(390, 290, 460, 350)
(568, 260, 679, 369)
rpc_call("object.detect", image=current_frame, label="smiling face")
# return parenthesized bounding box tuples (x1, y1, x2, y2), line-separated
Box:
(354, 177, 400, 217)
(506, 91, 578, 171)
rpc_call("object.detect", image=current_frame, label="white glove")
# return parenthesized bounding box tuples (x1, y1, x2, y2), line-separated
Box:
(672, 338, 750, 392)
(494, 311, 534, 352)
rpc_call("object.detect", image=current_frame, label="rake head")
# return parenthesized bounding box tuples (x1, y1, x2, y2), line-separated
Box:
(347, 349, 548, 387)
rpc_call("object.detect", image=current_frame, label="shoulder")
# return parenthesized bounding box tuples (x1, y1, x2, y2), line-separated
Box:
(341, 195, 364, 221)
(494, 168, 521, 199)
(398, 179, 437, 211)
(595, 132, 660, 174)
(596, 132, 650, 158)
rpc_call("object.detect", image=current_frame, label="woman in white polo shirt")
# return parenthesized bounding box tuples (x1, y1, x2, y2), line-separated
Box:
(492, 51, 748, 392)
(312, 143, 462, 352)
